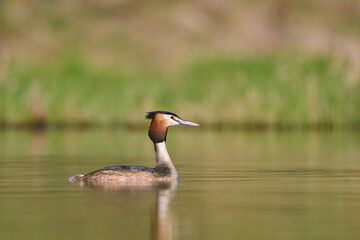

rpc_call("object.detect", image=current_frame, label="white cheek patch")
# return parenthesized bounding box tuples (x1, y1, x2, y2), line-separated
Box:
(163, 115, 179, 126)
(167, 118, 180, 126)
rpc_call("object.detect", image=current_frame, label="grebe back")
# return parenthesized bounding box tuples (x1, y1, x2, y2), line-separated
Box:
(69, 111, 199, 182)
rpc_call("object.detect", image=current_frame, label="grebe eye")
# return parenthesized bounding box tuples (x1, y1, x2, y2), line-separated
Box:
(170, 116, 179, 122)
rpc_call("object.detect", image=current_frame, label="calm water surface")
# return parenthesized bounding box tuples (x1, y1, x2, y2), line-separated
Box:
(0, 130, 360, 240)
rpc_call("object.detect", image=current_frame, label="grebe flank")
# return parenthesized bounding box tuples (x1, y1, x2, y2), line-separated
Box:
(69, 111, 199, 182)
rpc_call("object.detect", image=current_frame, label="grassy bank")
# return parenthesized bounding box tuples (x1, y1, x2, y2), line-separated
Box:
(1, 53, 359, 129)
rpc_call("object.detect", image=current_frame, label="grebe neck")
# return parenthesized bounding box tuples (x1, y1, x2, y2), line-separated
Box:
(154, 141, 178, 178)
(154, 141, 172, 165)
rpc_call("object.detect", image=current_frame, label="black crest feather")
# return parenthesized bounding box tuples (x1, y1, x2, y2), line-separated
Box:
(145, 111, 180, 120)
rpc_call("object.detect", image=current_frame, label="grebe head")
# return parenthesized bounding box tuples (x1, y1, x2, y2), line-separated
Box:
(146, 111, 199, 143)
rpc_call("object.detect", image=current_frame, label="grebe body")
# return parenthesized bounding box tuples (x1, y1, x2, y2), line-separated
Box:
(69, 111, 199, 182)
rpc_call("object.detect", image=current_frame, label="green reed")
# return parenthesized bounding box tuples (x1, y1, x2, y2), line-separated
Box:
(1, 53, 359, 129)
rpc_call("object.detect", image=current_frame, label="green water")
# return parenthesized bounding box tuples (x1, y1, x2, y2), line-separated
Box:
(1, 130, 360, 240)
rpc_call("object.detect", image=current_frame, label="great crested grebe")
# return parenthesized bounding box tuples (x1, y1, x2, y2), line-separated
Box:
(69, 111, 199, 182)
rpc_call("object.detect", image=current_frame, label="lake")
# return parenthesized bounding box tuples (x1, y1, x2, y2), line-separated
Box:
(1, 129, 360, 240)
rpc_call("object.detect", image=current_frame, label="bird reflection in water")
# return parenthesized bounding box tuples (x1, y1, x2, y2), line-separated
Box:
(72, 180, 177, 240)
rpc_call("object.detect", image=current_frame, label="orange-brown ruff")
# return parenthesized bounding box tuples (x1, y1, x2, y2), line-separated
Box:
(69, 111, 199, 182)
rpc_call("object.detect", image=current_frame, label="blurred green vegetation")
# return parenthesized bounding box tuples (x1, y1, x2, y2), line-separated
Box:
(1, 53, 359, 129)
(0, 0, 359, 129)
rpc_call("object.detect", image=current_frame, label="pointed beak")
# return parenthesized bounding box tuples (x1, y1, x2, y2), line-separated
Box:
(177, 119, 200, 126)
